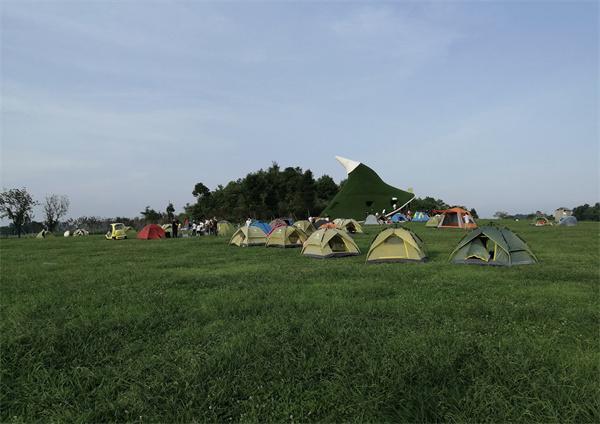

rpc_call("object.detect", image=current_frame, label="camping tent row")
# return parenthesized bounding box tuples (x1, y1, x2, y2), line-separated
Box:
(230, 223, 537, 266)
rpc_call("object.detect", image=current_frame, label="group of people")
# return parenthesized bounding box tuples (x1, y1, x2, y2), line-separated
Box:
(190, 217, 218, 236)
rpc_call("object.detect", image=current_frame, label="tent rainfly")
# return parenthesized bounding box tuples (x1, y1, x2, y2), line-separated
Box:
(293, 220, 316, 235)
(366, 227, 427, 263)
(335, 218, 363, 234)
(230, 226, 267, 246)
(266, 226, 307, 248)
(449, 226, 537, 266)
(301, 228, 360, 258)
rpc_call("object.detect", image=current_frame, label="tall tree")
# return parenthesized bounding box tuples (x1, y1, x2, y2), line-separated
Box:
(140, 206, 162, 223)
(43, 194, 70, 232)
(0, 188, 37, 238)
(166, 202, 175, 221)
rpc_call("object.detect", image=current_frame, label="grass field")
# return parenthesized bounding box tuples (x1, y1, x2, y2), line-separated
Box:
(1, 220, 598, 422)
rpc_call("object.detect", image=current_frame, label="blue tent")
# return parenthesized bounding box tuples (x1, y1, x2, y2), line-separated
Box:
(412, 211, 430, 222)
(391, 213, 408, 223)
(251, 221, 271, 234)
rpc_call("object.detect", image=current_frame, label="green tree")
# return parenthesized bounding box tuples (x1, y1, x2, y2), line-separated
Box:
(43, 194, 70, 231)
(0, 187, 37, 238)
(166, 202, 175, 220)
(469, 208, 479, 218)
(573, 203, 600, 221)
(140, 206, 162, 223)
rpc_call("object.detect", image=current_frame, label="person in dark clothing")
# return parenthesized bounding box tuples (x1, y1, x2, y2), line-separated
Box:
(172, 219, 179, 238)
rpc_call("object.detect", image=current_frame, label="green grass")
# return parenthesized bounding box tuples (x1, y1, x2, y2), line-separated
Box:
(1, 220, 598, 422)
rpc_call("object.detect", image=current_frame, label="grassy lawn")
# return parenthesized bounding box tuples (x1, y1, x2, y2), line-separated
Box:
(1, 220, 598, 422)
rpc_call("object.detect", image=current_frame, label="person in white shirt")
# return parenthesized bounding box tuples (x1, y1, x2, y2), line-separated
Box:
(246, 218, 252, 227)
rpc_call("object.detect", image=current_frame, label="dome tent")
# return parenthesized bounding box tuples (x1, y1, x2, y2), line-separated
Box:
(412, 211, 430, 222)
(230, 226, 267, 247)
(559, 216, 577, 226)
(266, 226, 307, 248)
(301, 228, 360, 258)
(366, 227, 427, 263)
(293, 220, 316, 235)
(449, 226, 537, 266)
(364, 214, 379, 225)
(391, 213, 407, 223)
(251, 221, 271, 234)
(138, 224, 166, 240)
(425, 214, 442, 227)
(335, 218, 363, 234)
(217, 220, 236, 237)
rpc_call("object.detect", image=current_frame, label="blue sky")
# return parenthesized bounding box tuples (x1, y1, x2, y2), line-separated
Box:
(1, 1, 598, 219)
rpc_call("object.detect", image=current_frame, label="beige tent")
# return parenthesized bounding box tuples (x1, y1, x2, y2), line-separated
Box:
(366, 228, 427, 263)
(425, 214, 442, 227)
(229, 226, 267, 247)
(293, 220, 316, 235)
(217, 220, 235, 237)
(36, 230, 53, 238)
(301, 228, 360, 258)
(63, 230, 71, 237)
(266, 226, 307, 248)
(73, 229, 89, 236)
(335, 218, 363, 234)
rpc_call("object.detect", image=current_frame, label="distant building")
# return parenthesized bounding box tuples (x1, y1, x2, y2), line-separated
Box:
(554, 207, 572, 222)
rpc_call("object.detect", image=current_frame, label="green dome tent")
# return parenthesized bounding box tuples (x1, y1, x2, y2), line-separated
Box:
(366, 227, 427, 263)
(266, 226, 307, 248)
(425, 214, 442, 227)
(321, 156, 414, 219)
(293, 220, 316, 235)
(217, 220, 235, 237)
(449, 226, 537, 266)
(229, 226, 267, 247)
(301, 228, 360, 258)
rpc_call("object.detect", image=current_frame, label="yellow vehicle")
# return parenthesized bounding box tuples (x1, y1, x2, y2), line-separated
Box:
(105, 223, 128, 240)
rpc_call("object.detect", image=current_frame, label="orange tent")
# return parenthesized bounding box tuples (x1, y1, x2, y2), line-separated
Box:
(137, 224, 166, 240)
(319, 222, 337, 229)
(437, 208, 477, 229)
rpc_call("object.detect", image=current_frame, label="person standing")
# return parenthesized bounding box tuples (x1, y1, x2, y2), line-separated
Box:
(172, 218, 179, 238)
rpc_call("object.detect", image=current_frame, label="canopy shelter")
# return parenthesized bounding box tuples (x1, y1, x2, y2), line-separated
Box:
(217, 220, 235, 237)
(425, 214, 442, 227)
(138, 224, 166, 240)
(266, 226, 307, 248)
(335, 218, 363, 234)
(412, 211, 430, 222)
(321, 156, 414, 219)
(230, 226, 267, 246)
(293, 220, 316, 235)
(449, 226, 537, 266)
(366, 227, 427, 263)
(436, 208, 477, 229)
(301, 228, 360, 258)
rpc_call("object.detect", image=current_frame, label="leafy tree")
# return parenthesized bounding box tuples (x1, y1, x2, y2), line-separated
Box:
(0, 188, 37, 237)
(572, 203, 600, 221)
(140, 206, 162, 223)
(494, 211, 510, 219)
(43, 194, 70, 231)
(409, 197, 449, 212)
(315, 175, 339, 212)
(469, 208, 479, 218)
(166, 202, 175, 221)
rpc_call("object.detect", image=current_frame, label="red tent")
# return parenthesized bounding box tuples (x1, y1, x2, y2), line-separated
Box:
(137, 224, 166, 240)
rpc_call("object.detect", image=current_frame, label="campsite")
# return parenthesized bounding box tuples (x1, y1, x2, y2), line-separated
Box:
(2, 1, 599, 422)
(2, 219, 598, 422)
